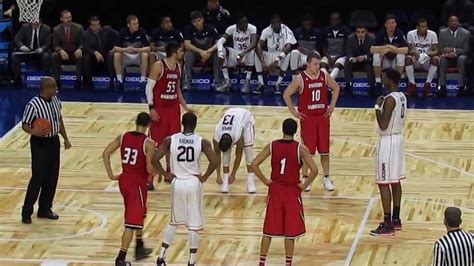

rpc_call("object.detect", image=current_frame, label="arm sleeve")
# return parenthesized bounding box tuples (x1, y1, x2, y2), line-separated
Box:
(145, 79, 157, 105)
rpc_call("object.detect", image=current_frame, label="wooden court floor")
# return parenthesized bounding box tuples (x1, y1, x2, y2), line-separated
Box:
(0, 102, 472, 265)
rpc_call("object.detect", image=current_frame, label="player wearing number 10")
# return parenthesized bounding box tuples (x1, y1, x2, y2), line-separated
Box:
(102, 112, 158, 265)
(145, 42, 193, 190)
(283, 52, 340, 192)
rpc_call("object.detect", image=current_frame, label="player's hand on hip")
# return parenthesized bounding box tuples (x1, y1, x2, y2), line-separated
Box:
(298, 182, 305, 191)
(164, 173, 175, 183)
(149, 109, 160, 122)
(376, 96, 385, 106)
(264, 179, 272, 187)
(109, 174, 120, 180)
(195, 174, 205, 183)
(324, 105, 335, 118)
(64, 139, 72, 150)
(293, 110, 306, 121)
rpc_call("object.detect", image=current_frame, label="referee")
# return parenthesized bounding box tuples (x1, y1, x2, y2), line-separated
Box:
(21, 77, 71, 224)
(433, 207, 473, 266)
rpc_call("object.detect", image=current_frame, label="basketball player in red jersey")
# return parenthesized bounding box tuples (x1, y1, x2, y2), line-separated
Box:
(283, 52, 340, 192)
(145, 42, 194, 190)
(251, 118, 318, 266)
(102, 112, 158, 266)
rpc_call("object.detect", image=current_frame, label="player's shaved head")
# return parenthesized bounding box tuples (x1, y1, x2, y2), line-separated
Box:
(444, 207, 462, 228)
(282, 118, 297, 136)
(39, 77, 58, 98)
(182, 112, 197, 131)
(136, 112, 151, 127)
(219, 134, 232, 152)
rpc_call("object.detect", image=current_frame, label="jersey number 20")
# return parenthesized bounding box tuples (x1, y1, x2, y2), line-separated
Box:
(177, 146, 195, 162)
(122, 147, 138, 165)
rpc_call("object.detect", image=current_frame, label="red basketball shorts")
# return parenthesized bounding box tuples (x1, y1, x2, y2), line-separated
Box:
(263, 183, 305, 239)
(149, 105, 181, 145)
(119, 176, 148, 229)
(300, 114, 330, 155)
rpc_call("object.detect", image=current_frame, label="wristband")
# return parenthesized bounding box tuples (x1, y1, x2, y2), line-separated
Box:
(374, 104, 381, 111)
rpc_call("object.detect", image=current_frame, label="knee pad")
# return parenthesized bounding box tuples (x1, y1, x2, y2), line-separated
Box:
(373, 53, 381, 66)
(244, 146, 254, 165)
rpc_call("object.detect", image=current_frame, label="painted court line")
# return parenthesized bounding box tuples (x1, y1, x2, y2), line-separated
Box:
(344, 197, 376, 266)
(0, 122, 21, 142)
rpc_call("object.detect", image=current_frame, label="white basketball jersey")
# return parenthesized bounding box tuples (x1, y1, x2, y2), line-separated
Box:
(225, 24, 257, 52)
(260, 24, 297, 53)
(170, 133, 203, 179)
(378, 92, 407, 136)
(406, 29, 438, 54)
(214, 108, 249, 144)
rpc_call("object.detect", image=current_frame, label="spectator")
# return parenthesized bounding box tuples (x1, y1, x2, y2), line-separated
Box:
(438, 16, 471, 96)
(405, 18, 440, 97)
(202, 0, 231, 35)
(321, 12, 351, 79)
(183, 10, 221, 90)
(344, 26, 375, 95)
(370, 14, 408, 96)
(254, 14, 296, 94)
(216, 14, 258, 93)
(82, 16, 118, 90)
(149, 16, 183, 66)
(12, 21, 51, 86)
(433, 206, 473, 266)
(113, 15, 150, 90)
(51, 10, 84, 89)
(290, 13, 322, 81)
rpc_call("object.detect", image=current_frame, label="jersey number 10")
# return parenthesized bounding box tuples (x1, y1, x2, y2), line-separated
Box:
(312, 90, 321, 101)
(122, 147, 138, 165)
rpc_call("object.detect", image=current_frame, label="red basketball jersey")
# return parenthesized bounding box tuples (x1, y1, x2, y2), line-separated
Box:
(120, 131, 149, 180)
(298, 70, 329, 115)
(270, 140, 302, 186)
(153, 59, 181, 107)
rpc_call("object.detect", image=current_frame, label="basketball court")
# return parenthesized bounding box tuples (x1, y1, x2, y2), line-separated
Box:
(0, 102, 472, 265)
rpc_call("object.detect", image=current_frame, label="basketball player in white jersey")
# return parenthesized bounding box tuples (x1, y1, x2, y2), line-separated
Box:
(254, 14, 297, 94)
(216, 14, 257, 93)
(371, 68, 406, 236)
(214, 107, 256, 193)
(153, 112, 219, 266)
(405, 18, 439, 97)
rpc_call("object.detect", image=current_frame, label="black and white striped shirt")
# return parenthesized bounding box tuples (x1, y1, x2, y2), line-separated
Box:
(22, 95, 62, 137)
(433, 229, 473, 266)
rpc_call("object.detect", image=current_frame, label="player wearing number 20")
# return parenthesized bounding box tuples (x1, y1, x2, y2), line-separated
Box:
(145, 42, 193, 189)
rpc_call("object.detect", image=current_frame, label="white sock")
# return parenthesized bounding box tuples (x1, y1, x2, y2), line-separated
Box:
(140, 75, 147, 83)
(189, 251, 198, 264)
(222, 68, 230, 80)
(426, 65, 438, 83)
(159, 224, 177, 258)
(330, 68, 340, 79)
(257, 75, 264, 85)
(405, 65, 415, 84)
(276, 76, 283, 85)
(247, 172, 255, 183)
(223, 173, 229, 182)
(188, 231, 199, 264)
(116, 74, 123, 83)
(246, 70, 252, 80)
(375, 77, 381, 83)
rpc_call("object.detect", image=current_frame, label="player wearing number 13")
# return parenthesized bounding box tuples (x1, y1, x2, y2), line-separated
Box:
(371, 68, 407, 236)
(283, 52, 340, 192)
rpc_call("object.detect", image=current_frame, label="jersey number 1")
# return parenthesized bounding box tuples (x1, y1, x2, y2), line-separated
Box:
(280, 158, 287, 174)
(122, 148, 138, 165)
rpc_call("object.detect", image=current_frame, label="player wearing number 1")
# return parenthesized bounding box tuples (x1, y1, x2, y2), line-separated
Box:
(251, 118, 318, 266)
(283, 52, 340, 192)
(145, 42, 193, 190)
(153, 112, 219, 266)
(371, 68, 406, 236)
(102, 112, 158, 266)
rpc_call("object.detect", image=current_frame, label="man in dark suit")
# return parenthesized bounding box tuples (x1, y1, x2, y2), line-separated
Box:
(344, 26, 376, 95)
(51, 10, 84, 88)
(438, 16, 471, 96)
(82, 16, 118, 89)
(12, 21, 51, 86)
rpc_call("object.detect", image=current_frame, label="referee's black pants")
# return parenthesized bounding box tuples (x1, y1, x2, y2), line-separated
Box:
(22, 135, 60, 217)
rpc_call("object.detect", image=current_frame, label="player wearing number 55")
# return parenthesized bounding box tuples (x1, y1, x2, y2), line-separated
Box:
(20, 77, 71, 225)
(144, 42, 194, 191)
(102, 112, 158, 265)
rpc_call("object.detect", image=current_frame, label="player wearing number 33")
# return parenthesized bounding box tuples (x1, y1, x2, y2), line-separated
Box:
(145, 42, 194, 190)
(213, 107, 257, 193)
(283, 52, 340, 192)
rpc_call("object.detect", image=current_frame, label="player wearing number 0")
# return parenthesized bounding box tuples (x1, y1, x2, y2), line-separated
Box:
(145, 42, 193, 190)
(153, 112, 219, 266)
(370, 68, 406, 236)
(216, 14, 257, 93)
(102, 112, 158, 266)
(214, 107, 257, 193)
(251, 118, 318, 266)
(283, 52, 340, 192)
